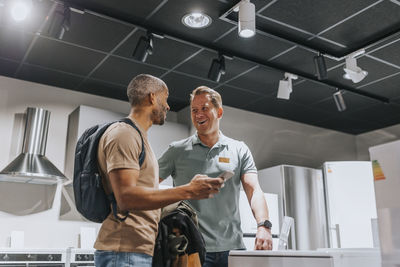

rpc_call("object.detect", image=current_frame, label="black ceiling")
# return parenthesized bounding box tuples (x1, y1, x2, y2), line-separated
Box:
(0, 0, 400, 134)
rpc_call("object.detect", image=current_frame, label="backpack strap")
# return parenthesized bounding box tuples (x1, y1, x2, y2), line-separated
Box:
(107, 117, 146, 222)
(119, 117, 146, 167)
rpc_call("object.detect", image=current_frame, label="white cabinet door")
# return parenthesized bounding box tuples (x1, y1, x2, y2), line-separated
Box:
(324, 161, 377, 248)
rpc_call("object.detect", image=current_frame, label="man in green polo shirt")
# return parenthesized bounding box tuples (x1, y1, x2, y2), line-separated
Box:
(158, 86, 273, 267)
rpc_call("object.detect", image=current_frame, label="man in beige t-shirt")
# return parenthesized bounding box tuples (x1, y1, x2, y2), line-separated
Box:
(94, 74, 224, 267)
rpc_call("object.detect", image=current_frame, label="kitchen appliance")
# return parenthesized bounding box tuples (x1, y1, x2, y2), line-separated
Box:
(0, 248, 67, 266)
(0, 107, 66, 184)
(66, 248, 94, 267)
(239, 190, 280, 250)
(369, 140, 400, 267)
(257, 165, 329, 250)
(229, 248, 381, 267)
(323, 161, 377, 248)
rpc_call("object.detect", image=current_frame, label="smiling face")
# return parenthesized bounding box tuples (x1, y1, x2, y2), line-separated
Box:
(191, 93, 223, 135)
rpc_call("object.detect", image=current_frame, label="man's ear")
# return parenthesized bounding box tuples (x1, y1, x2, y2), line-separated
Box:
(217, 107, 223, 118)
(148, 92, 156, 105)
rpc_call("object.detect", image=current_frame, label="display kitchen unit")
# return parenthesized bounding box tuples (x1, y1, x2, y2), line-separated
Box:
(0, 0, 400, 266)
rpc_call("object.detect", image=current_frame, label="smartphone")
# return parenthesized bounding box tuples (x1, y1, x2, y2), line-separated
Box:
(218, 170, 234, 181)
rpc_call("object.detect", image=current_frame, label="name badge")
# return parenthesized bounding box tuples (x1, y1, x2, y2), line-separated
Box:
(219, 157, 230, 163)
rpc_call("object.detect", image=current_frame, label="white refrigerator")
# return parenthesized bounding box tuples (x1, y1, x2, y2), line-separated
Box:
(369, 140, 400, 267)
(323, 161, 378, 248)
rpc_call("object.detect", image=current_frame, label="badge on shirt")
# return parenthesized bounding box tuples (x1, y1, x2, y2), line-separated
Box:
(219, 157, 230, 163)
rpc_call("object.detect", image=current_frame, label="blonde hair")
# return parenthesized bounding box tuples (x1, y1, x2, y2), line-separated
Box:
(190, 86, 222, 109)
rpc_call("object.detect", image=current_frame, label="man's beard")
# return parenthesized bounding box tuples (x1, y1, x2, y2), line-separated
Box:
(151, 104, 166, 125)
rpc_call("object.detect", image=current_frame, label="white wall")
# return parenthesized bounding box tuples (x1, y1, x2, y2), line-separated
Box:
(356, 124, 400, 161)
(177, 105, 358, 170)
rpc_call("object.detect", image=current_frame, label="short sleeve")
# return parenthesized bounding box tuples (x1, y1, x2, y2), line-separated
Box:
(102, 124, 142, 173)
(158, 144, 177, 180)
(240, 142, 257, 177)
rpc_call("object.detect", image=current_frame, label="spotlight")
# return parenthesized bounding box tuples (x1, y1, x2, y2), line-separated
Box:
(343, 50, 368, 83)
(133, 33, 153, 62)
(333, 89, 346, 112)
(314, 53, 327, 80)
(277, 73, 298, 100)
(238, 0, 255, 38)
(10, 0, 32, 22)
(47, 4, 71, 40)
(182, 12, 212, 28)
(208, 53, 225, 82)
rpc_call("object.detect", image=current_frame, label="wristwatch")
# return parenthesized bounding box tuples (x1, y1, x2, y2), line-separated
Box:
(257, 220, 272, 229)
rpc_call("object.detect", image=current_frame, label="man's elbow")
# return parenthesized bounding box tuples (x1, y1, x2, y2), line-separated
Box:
(116, 191, 133, 211)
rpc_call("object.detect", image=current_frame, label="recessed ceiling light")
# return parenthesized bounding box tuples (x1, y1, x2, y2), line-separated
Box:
(182, 12, 212, 29)
(10, 0, 32, 22)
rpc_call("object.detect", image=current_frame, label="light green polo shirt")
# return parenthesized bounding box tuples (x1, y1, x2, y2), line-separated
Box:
(158, 132, 257, 252)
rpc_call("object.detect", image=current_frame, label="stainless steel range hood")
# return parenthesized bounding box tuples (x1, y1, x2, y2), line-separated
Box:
(0, 107, 66, 184)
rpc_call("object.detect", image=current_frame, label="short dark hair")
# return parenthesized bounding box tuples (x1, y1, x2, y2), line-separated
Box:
(190, 86, 222, 109)
(127, 74, 167, 106)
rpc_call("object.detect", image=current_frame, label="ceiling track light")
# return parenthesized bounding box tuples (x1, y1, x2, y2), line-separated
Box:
(208, 53, 226, 82)
(47, 3, 71, 40)
(277, 72, 298, 100)
(238, 0, 255, 38)
(333, 89, 347, 112)
(343, 50, 368, 83)
(314, 53, 327, 80)
(74, 5, 390, 105)
(132, 32, 154, 63)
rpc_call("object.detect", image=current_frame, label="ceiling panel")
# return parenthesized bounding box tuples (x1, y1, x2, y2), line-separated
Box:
(114, 29, 201, 69)
(215, 29, 293, 61)
(320, 1, 400, 51)
(245, 96, 335, 125)
(217, 85, 264, 109)
(311, 90, 379, 114)
(269, 47, 338, 77)
(18, 64, 84, 89)
(290, 80, 337, 105)
(26, 37, 105, 75)
(259, 0, 378, 35)
(0, 28, 34, 61)
(0, 58, 19, 77)
(346, 102, 400, 127)
(166, 96, 189, 112)
(78, 78, 127, 101)
(313, 115, 384, 134)
(174, 50, 258, 83)
(360, 72, 400, 99)
(227, 65, 284, 96)
(68, 0, 165, 22)
(369, 38, 400, 67)
(41, 11, 134, 52)
(90, 56, 166, 86)
(0, 0, 398, 134)
(162, 72, 217, 102)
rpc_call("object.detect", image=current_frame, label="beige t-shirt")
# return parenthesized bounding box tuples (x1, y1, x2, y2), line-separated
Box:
(93, 119, 160, 256)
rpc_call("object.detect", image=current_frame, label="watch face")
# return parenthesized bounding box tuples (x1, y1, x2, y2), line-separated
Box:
(264, 220, 272, 228)
(258, 220, 272, 228)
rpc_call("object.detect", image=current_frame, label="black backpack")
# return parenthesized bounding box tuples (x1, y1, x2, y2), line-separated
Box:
(73, 118, 145, 223)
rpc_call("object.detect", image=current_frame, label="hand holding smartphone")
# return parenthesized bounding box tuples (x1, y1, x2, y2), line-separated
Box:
(218, 170, 234, 181)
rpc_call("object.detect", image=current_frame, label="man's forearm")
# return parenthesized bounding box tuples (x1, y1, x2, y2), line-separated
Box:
(118, 185, 192, 211)
(250, 188, 270, 223)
